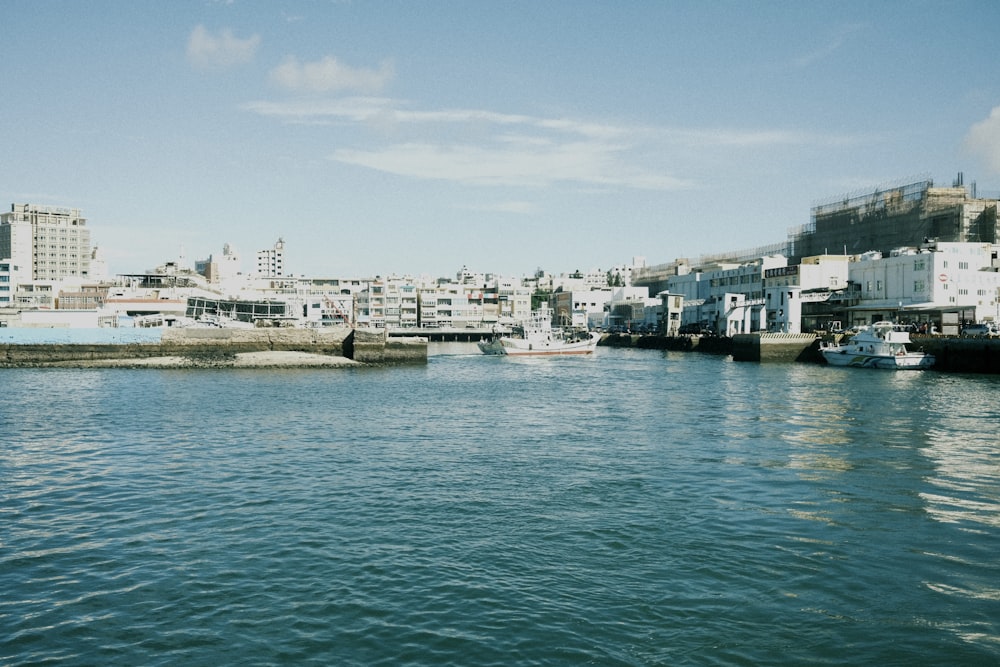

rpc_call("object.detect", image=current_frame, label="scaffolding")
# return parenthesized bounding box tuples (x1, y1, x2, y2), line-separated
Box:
(789, 176, 998, 261)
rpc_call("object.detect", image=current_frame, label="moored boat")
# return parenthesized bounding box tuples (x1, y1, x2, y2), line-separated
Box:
(477, 303, 599, 356)
(820, 321, 935, 369)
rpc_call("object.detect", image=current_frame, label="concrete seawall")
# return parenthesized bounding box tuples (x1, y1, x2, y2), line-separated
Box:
(907, 336, 1000, 374)
(731, 333, 820, 363)
(616, 332, 1000, 374)
(0, 327, 427, 367)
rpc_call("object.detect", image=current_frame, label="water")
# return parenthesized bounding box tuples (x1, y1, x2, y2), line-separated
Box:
(2, 346, 999, 666)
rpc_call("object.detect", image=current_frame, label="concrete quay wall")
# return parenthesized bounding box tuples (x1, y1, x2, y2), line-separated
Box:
(624, 332, 1000, 373)
(0, 327, 427, 367)
(731, 333, 821, 363)
(909, 336, 1000, 374)
(618, 333, 734, 355)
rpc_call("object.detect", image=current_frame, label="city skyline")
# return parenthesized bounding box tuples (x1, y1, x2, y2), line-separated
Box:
(3, 1, 1000, 278)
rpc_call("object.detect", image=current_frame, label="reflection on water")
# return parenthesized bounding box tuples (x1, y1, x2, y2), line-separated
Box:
(920, 375, 1000, 530)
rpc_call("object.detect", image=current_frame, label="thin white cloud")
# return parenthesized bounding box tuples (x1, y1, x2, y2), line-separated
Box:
(332, 140, 692, 191)
(461, 201, 539, 215)
(269, 56, 394, 94)
(242, 96, 852, 192)
(243, 98, 846, 147)
(965, 106, 1000, 174)
(246, 98, 626, 139)
(792, 22, 867, 69)
(187, 25, 260, 71)
(242, 97, 397, 123)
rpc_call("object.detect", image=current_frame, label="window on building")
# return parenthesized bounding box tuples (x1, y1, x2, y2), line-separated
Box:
(914, 280, 925, 293)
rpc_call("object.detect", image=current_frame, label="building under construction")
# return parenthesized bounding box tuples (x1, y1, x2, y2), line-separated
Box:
(634, 175, 999, 294)
(789, 175, 998, 262)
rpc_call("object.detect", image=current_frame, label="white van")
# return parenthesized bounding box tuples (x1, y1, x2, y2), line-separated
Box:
(961, 323, 998, 337)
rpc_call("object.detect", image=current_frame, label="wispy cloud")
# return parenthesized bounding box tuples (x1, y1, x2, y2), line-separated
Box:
(332, 139, 691, 190)
(187, 25, 260, 71)
(269, 56, 394, 94)
(243, 96, 851, 192)
(460, 200, 539, 215)
(792, 22, 867, 69)
(965, 106, 1000, 174)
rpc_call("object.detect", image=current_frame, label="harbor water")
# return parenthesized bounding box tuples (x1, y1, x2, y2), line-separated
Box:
(3, 346, 1000, 665)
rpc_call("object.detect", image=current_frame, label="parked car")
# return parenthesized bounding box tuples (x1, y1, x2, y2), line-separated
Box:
(961, 323, 998, 337)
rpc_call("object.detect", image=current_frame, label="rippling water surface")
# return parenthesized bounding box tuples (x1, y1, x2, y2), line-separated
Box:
(3, 346, 1000, 665)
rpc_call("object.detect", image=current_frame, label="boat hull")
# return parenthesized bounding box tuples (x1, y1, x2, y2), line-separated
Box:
(821, 349, 935, 369)
(478, 302, 598, 356)
(479, 332, 599, 356)
(820, 321, 935, 370)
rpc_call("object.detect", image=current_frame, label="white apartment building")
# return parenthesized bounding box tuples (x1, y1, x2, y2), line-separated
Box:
(665, 255, 787, 335)
(354, 274, 531, 329)
(603, 286, 654, 330)
(256, 238, 285, 278)
(496, 277, 532, 325)
(552, 289, 614, 330)
(0, 203, 92, 282)
(847, 242, 1000, 327)
(764, 255, 850, 333)
(0, 260, 12, 308)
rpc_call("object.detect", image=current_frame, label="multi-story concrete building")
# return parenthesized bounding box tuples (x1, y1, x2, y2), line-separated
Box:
(0, 260, 12, 308)
(634, 176, 999, 296)
(552, 289, 614, 329)
(846, 242, 1000, 331)
(764, 255, 850, 333)
(0, 203, 92, 282)
(196, 243, 243, 283)
(760, 243, 1000, 334)
(495, 277, 532, 325)
(657, 292, 685, 335)
(256, 238, 285, 278)
(674, 255, 787, 335)
(791, 176, 998, 262)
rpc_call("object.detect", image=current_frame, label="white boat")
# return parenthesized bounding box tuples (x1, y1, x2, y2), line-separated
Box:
(820, 321, 935, 369)
(478, 303, 599, 356)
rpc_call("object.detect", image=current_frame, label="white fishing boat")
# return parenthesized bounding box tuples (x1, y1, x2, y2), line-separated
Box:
(820, 321, 935, 369)
(478, 303, 599, 356)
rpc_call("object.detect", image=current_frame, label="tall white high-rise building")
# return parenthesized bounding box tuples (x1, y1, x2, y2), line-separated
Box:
(256, 238, 285, 278)
(0, 203, 92, 282)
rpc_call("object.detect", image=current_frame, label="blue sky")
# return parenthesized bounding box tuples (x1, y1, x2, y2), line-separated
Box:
(3, 1, 1000, 279)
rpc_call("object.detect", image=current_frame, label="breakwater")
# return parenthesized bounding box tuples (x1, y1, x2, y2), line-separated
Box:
(0, 327, 427, 367)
